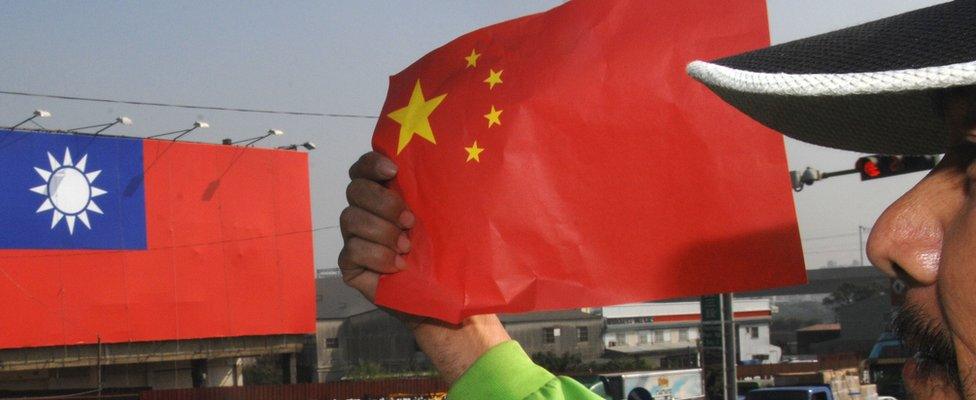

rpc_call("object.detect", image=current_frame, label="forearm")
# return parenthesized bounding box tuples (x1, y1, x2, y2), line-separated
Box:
(411, 314, 511, 384)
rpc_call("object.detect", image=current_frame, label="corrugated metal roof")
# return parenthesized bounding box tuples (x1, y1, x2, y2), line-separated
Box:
(796, 323, 841, 332)
(316, 277, 377, 320)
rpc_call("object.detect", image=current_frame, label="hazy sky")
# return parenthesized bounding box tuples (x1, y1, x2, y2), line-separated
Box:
(0, 0, 947, 271)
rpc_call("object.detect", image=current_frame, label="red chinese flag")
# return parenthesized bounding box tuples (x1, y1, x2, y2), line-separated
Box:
(371, 0, 805, 323)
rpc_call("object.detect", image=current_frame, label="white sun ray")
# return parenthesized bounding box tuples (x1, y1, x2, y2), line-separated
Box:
(86, 170, 101, 182)
(76, 154, 87, 172)
(88, 200, 103, 214)
(51, 210, 64, 228)
(47, 152, 60, 170)
(78, 211, 91, 229)
(30, 184, 47, 195)
(66, 215, 76, 234)
(36, 198, 53, 212)
(62, 148, 73, 167)
(91, 187, 107, 198)
(34, 167, 51, 181)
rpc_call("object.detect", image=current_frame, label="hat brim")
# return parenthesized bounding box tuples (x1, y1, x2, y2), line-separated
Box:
(687, 61, 976, 154)
(686, 0, 976, 155)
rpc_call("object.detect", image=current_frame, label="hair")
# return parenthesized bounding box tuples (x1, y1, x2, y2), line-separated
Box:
(931, 85, 976, 120)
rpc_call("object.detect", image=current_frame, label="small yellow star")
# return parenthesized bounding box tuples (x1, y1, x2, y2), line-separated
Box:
(484, 106, 503, 128)
(387, 80, 447, 154)
(464, 49, 481, 68)
(465, 141, 485, 162)
(484, 69, 503, 90)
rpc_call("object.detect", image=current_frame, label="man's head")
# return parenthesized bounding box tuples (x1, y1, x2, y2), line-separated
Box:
(867, 86, 976, 398)
(688, 2, 976, 398)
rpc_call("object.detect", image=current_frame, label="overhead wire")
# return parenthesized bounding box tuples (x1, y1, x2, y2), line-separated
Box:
(0, 90, 379, 119)
(801, 232, 858, 241)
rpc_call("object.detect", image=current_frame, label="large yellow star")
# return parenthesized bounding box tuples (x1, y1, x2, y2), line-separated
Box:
(387, 80, 447, 154)
(465, 49, 481, 68)
(484, 69, 503, 89)
(484, 106, 502, 128)
(465, 141, 485, 162)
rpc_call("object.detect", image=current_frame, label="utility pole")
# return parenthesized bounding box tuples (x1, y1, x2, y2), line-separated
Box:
(858, 226, 869, 266)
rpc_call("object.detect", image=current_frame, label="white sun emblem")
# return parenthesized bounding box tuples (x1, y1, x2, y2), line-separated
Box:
(30, 148, 107, 234)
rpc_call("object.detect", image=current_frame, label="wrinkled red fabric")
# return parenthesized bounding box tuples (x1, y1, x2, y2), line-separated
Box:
(372, 0, 805, 323)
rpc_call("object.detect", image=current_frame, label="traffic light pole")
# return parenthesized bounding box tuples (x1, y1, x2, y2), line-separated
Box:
(820, 168, 858, 179)
(791, 154, 939, 192)
(790, 167, 858, 192)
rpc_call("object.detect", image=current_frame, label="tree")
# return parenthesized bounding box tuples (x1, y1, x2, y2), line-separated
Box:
(243, 355, 282, 385)
(822, 282, 886, 308)
(531, 351, 583, 373)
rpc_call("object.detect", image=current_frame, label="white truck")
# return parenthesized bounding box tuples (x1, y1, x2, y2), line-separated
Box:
(588, 369, 704, 400)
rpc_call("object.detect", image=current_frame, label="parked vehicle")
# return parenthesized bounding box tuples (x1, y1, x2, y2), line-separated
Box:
(863, 332, 910, 398)
(588, 369, 704, 400)
(745, 386, 834, 400)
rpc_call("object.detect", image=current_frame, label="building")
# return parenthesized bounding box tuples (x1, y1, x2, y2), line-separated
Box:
(0, 336, 305, 394)
(315, 276, 607, 379)
(601, 298, 779, 368)
(500, 310, 604, 363)
(315, 276, 427, 381)
(742, 266, 892, 355)
(811, 295, 895, 356)
(796, 323, 842, 354)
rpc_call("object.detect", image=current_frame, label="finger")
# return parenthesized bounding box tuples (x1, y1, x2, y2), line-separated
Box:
(338, 237, 403, 275)
(349, 152, 398, 181)
(339, 206, 409, 253)
(346, 179, 415, 229)
(337, 250, 380, 301)
(347, 270, 379, 301)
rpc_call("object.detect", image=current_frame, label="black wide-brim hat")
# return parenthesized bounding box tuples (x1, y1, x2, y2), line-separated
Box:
(687, 0, 976, 155)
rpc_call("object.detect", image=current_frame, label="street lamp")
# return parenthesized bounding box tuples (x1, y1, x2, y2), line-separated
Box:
(69, 116, 133, 135)
(277, 141, 317, 151)
(147, 121, 210, 141)
(10, 109, 52, 130)
(227, 129, 285, 147)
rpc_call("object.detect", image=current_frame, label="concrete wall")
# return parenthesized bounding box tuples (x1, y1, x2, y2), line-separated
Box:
(206, 358, 243, 387)
(504, 318, 604, 363)
(315, 319, 347, 381)
(737, 322, 781, 363)
(344, 310, 427, 372)
(0, 360, 218, 392)
(315, 310, 429, 382)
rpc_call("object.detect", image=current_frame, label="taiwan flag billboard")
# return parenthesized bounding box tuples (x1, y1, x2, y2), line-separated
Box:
(0, 129, 314, 349)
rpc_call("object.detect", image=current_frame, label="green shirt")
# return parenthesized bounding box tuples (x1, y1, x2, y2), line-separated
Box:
(448, 341, 605, 400)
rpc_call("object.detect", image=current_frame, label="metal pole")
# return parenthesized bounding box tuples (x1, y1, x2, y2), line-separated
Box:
(820, 168, 859, 179)
(858, 226, 866, 266)
(96, 335, 102, 397)
(722, 293, 737, 400)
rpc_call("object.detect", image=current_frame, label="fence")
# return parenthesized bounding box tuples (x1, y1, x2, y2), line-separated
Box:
(140, 379, 448, 400)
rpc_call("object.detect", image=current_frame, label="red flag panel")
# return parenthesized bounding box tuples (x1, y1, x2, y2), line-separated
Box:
(0, 137, 314, 349)
(372, 0, 806, 322)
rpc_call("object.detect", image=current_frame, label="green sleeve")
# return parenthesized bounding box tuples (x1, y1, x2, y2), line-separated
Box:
(448, 340, 605, 400)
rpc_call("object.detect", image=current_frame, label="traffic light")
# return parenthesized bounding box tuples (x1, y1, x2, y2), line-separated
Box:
(855, 155, 939, 181)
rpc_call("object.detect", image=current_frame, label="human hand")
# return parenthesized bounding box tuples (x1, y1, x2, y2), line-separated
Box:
(337, 152, 511, 385)
(338, 152, 415, 301)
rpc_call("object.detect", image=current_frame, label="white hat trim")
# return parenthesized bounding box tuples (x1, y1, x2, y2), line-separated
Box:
(687, 60, 976, 96)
